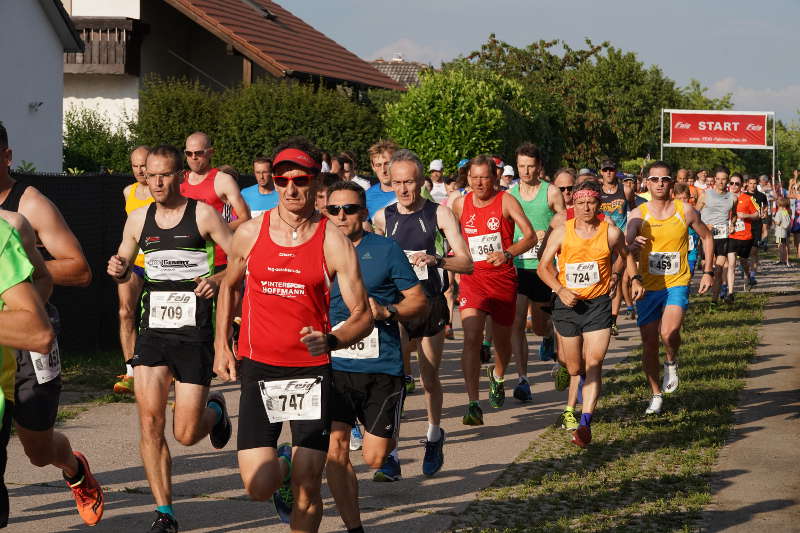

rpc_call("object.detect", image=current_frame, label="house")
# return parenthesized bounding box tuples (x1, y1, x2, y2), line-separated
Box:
(0, 0, 82, 172)
(371, 54, 430, 88)
(62, 0, 404, 128)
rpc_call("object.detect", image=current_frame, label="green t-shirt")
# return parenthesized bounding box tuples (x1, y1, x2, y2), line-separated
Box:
(0, 219, 34, 399)
(510, 182, 555, 269)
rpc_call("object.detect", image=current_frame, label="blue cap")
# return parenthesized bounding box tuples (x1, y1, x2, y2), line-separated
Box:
(457, 158, 469, 169)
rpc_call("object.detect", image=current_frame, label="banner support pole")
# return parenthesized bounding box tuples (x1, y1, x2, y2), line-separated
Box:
(660, 109, 664, 160)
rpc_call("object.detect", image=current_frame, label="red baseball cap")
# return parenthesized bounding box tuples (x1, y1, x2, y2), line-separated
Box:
(273, 148, 321, 171)
(492, 156, 504, 168)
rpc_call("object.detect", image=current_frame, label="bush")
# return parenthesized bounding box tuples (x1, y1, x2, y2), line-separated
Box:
(63, 107, 132, 173)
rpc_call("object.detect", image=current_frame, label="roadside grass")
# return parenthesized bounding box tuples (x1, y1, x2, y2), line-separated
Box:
(450, 292, 767, 533)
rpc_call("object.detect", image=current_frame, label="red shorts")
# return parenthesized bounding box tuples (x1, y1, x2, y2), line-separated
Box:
(458, 267, 518, 326)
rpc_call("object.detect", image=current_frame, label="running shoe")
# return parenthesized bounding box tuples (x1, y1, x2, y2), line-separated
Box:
(149, 511, 178, 533)
(662, 362, 679, 394)
(571, 425, 592, 448)
(404, 375, 415, 394)
(559, 409, 579, 431)
(479, 343, 492, 364)
(207, 391, 232, 449)
(421, 429, 445, 476)
(720, 283, 729, 300)
(462, 402, 484, 426)
(273, 443, 293, 523)
(512, 379, 533, 402)
(350, 424, 363, 451)
(749, 274, 758, 288)
(443, 325, 455, 340)
(724, 293, 735, 305)
(552, 364, 570, 392)
(487, 365, 505, 408)
(625, 305, 637, 320)
(373, 455, 401, 482)
(113, 374, 134, 394)
(538, 335, 556, 361)
(610, 322, 619, 336)
(645, 394, 663, 415)
(65, 451, 104, 526)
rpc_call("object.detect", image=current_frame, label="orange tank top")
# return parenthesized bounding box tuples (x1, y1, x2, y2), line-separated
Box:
(557, 219, 612, 300)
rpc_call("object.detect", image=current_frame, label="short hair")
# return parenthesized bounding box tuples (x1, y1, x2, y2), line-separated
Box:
(342, 150, 358, 169)
(714, 165, 730, 176)
(319, 172, 341, 189)
(326, 179, 367, 208)
(147, 144, 183, 172)
(573, 179, 602, 197)
(746, 174, 758, 182)
(253, 156, 272, 165)
(131, 144, 151, 155)
(515, 142, 542, 162)
(389, 148, 424, 181)
(368, 140, 399, 159)
(673, 182, 690, 196)
(272, 136, 322, 175)
(647, 160, 672, 176)
(778, 196, 790, 208)
(553, 167, 577, 181)
(731, 172, 743, 180)
(468, 154, 497, 176)
(696, 167, 707, 174)
(336, 152, 354, 166)
(0, 122, 7, 149)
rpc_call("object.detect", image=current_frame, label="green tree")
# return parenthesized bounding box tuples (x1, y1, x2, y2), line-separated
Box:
(63, 107, 132, 173)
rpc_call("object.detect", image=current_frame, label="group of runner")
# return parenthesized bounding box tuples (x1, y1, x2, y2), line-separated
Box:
(0, 120, 773, 532)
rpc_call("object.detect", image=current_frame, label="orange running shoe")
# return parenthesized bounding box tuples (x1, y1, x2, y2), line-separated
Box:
(65, 451, 104, 526)
(571, 425, 592, 448)
(113, 374, 134, 394)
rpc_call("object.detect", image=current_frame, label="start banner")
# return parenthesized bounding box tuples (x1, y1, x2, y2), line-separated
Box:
(665, 110, 771, 149)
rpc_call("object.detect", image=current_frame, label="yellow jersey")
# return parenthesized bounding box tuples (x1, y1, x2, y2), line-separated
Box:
(557, 219, 612, 300)
(637, 200, 691, 290)
(125, 182, 154, 268)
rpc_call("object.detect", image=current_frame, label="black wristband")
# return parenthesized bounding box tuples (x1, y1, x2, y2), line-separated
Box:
(631, 274, 643, 282)
(434, 255, 445, 269)
(325, 333, 339, 352)
(703, 271, 714, 276)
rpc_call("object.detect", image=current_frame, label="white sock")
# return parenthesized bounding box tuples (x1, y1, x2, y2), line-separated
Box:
(494, 372, 504, 381)
(518, 376, 528, 384)
(389, 448, 399, 461)
(427, 424, 441, 442)
(126, 364, 134, 377)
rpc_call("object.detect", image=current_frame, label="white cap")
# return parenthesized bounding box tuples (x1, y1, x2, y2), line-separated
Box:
(429, 159, 443, 172)
(503, 165, 515, 177)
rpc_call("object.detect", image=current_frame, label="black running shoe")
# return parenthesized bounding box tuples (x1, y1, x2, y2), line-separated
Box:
(149, 511, 178, 533)
(207, 391, 232, 449)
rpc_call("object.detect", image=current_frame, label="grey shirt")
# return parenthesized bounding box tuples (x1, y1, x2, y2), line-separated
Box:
(701, 189, 736, 227)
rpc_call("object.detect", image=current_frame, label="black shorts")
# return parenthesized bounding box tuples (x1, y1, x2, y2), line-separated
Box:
(517, 268, 552, 303)
(237, 358, 331, 452)
(0, 403, 13, 527)
(727, 238, 752, 259)
(131, 335, 214, 386)
(330, 371, 403, 439)
(713, 238, 729, 257)
(552, 294, 612, 338)
(751, 223, 763, 242)
(402, 293, 448, 339)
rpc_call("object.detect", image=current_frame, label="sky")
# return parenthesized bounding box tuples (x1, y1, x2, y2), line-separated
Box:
(281, 0, 799, 123)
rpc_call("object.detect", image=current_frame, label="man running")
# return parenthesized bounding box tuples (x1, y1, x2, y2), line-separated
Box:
(213, 138, 372, 532)
(115, 145, 154, 394)
(107, 144, 234, 532)
(696, 166, 736, 303)
(744, 175, 768, 285)
(538, 180, 642, 446)
(373, 149, 473, 476)
(241, 156, 278, 217)
(725, 175, 759, 298)
(627, 161, 714, 415)
(365, 140, 400, 218)
(509, 143, 565, 402)
(323, 180, 426, 530)
(451, 155, 536, 425)
(0, 123, 102, 527)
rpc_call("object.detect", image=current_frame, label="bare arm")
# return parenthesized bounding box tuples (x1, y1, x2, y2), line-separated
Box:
(503, 193, 537, 258)
(686, 206, 714, 293)
(370, 283, 426, 321)
(196, 202, 234, 293)
(215, 172, 251, 230)
(107, 208, 146, 283)
(0, 282, 54, 354)
(436, 205, 472, 273)
(536, 225, 569, 300)
(0, 211, 52, 301)
(547, 183, 566, 213)
(625, 206, 645, 252)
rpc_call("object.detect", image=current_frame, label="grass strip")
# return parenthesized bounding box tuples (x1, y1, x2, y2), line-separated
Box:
(450, 292, 767, 533)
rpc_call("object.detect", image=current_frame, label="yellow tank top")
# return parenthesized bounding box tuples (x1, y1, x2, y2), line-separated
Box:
(125, 182, 154, 268)
(637, 200, 690, 290)
(557, 219, 612, 300)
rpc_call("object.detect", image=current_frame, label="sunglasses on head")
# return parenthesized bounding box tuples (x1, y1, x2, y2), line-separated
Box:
(273, 174, 313, 187)
(647, 176, 673, 184)
(558, 186, 574, 192)
(184, 150, 209, 158)
(326, 204, 362, 215)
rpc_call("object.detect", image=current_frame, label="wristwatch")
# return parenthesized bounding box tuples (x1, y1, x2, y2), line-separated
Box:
(434, 255, 445, 268)
(325, 333, 339, 352)
(386, 304, 398, 321)
(631, 274, 643, 282)
(503, 250, 513, 263)
(703, 271, 714, 276)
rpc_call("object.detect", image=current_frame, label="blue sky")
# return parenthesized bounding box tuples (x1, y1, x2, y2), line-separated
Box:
(281, 0, 799, 122)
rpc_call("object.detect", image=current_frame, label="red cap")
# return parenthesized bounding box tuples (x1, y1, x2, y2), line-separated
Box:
(273, 148, 321, 171)
(492, 156, 504, 168)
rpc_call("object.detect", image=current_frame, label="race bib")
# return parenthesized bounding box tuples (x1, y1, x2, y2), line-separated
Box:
(149, 291, 196, 329)
(518, 241, 542, 261)
(258, 376, 323, 423)
(251, 209, 265, 218)
(29, 340, 61, 385)
(468, 233, 503, 262)
(648, 252, 680, 275)
(688, 236, 695, 252)
(332, 322, 379, 359)
(565, 261, 600, 288)
(404, 250, 428, 281)
(734, 219, 745, 233)
(712, 224, 728, 239)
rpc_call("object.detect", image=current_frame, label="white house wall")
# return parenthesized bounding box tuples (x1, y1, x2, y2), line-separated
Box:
(64, 74, 139, 130)
(0, 1, 67, 172)
(68, 0, 139, 18)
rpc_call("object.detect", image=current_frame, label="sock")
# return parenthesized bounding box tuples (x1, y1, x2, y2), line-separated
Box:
(156, 504, 175, 518)
(64, 456, 85, 486)
(579, 412, 593, 427)
(427, 424, 441, 442)
(469, 400, 479, 408)
(563, 405, 574, 412)
(207, 400, 223, 426)
(482, 340, 491, 347)
(126, 363, 134, 377)
(611, 314, 617, 325)
(389, 448, 399, 461)
(518, 376, 528, 384)
(347, 527, 365, 533)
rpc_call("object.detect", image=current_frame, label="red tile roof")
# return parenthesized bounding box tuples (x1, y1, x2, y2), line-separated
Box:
(164, 0, 405, 90)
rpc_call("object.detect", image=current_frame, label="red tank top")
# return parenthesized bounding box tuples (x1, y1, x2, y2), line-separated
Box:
(181, 168, 226, 266)
(460, 191, 515, 274)
(240, 215, 331, 367)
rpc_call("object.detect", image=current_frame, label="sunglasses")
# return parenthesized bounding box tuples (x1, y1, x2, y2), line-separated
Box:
(273, 174, 313, 187)
(326, 204, 362, 215)
(647, 176, 673, 184)
(601, 167, 616, 172)
(184, 150, 209, 158)
(558, 186, 574, 192)
(729, 181, 742, 186)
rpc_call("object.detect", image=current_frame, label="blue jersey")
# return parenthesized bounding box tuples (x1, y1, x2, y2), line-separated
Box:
(241, 184, 279, 217)
(600, 185, 628, 231)
(329, 232, 418, 376)
(366, 184, 397, 218)
(687, 226, 699, 263)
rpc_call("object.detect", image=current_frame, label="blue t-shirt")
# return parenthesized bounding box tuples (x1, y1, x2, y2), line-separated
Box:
(329, 232, 419, 376)
(688, 226, 699, 263)
(241, 184, 279, 217)
(366, 184, 398, 218)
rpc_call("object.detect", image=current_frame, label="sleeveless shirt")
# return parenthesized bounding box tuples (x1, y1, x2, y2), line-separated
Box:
(125, 182, 155, 268)
(460, 191, 515, 275)
(637, 200, 691, 290)
(557, 219, 612, 300)
(510, 182, 553, 269)
(384, 200, 443, 296)
(181, 168, 227, 266)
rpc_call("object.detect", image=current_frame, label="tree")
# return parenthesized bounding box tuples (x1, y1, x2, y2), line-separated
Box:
(63, 107, 132, 173)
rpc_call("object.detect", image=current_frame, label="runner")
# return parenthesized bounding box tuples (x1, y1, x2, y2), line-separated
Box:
(744, 175, 768, 284)
(726, 175, 760, 298)
(696, 166, 736, 303)
(508, 143, 565, 403)
(365, 140, 400, 217)
(537, 179, 642, 446)
(773, 197, 791, 267)
(673, 183, 700, 277)
(241, 156, 279, 217)
(114, 145, 154, 395)
(323, 180, 426, 530)
(213, 138, 372, 532)
(107, 144, 234, 532)
(426, 159, 449, 204)
(626, 161, 714, 415)
(181, 131, 251, 269)
(451, 155, 536, 425)
(0, 122, 103, 527)
(373, 149, 473, 475)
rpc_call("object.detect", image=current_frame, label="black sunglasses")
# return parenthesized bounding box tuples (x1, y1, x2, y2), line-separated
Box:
(274, 175, 312, 187)
(326, 204, 362, 215)
(558, 186, 574, 192)
(601, 167, 616, 172)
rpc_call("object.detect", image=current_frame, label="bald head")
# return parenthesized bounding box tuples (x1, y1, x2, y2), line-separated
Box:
(130, 145, 150, 183)
(185, 132, 211, 150)
(185, 132, 213, 173)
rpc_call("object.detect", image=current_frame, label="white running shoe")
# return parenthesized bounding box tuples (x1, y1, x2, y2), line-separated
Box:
(350, 424, 363, 451)
(662, 362, 679, 394)
(645, 394, 663, 415)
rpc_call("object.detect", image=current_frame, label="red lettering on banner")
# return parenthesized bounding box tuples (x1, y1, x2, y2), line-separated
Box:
(669, 112, 768, 146)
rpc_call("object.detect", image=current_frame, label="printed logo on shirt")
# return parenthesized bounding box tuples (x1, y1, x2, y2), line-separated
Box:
(259, 280, 306, 297)
(267, 266, 301, 274)
(144, 249, 210, 280)
(362, 252, 373, 260)
(144, 236, 161, 245)
(487, 217, 500, 231)
(465, 214, 477, 227)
